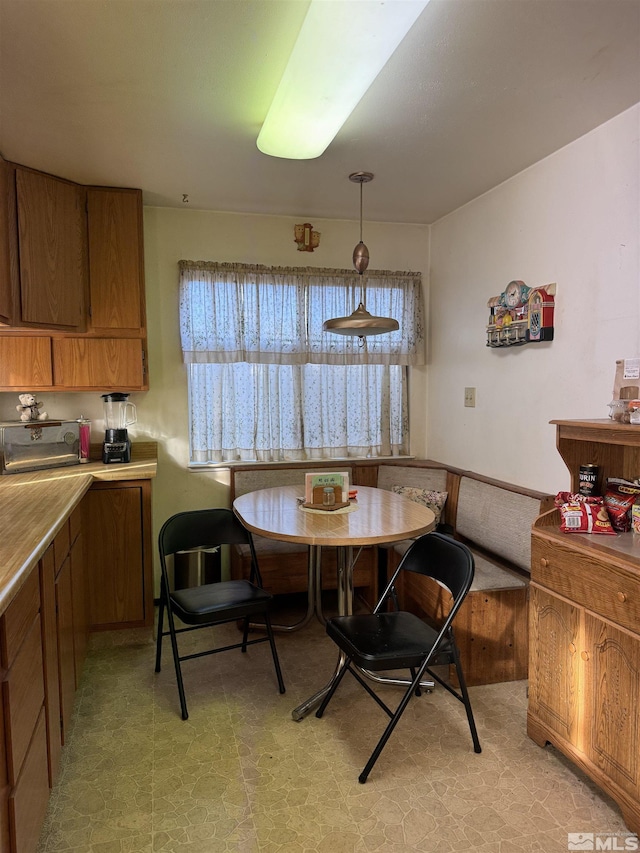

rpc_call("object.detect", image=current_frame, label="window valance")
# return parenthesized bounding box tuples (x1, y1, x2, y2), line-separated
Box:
(178, 261, 425, 366)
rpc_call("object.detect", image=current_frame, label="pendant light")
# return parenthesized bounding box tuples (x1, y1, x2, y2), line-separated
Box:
(323, 172, 399, 341)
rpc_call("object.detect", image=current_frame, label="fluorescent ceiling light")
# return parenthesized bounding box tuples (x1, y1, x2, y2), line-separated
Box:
(257, 0, 430, 160)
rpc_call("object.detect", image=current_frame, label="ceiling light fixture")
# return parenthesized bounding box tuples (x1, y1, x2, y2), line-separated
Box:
(323, 172, 399, 341)
(257, 0, 430, 160)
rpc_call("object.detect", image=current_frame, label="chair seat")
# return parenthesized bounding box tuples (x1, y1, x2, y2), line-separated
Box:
(171, 579, 273, 624)
(326, 612, 452, 671)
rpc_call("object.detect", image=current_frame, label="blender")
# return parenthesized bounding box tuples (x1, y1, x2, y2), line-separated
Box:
(101, 393, 136, 463)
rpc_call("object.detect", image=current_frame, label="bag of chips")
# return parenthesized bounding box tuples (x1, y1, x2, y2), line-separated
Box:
(604, 479, 640, 532)
(555, 492, 616, 535)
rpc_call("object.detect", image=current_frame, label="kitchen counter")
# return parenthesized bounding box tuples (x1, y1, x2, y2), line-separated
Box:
(0, 441, 157, 616)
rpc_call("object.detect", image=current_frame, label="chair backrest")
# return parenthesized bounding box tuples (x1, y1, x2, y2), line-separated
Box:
(158, 508, 259, 586)
(388, 532, 475, 617)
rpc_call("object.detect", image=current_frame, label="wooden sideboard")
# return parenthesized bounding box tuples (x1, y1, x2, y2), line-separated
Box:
(527, 419, 640, 833)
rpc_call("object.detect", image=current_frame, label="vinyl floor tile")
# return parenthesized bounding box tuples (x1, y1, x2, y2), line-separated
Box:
(37, 609, 635, 852)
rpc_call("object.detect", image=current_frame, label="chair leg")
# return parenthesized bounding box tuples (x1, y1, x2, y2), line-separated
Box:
(315, 657, 352, 718)
(450, 641, 482, 754)
(166, 604, 189, 720)
(241, 617, 250, 652)
(358, 664, 426, 783)
(264, 614, 286, 694)
(155, 596, 165, 673)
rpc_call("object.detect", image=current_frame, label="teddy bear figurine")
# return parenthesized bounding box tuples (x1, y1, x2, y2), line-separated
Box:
(16, 393, 48, 422)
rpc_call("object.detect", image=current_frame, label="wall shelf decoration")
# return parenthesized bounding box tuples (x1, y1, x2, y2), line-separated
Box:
(294, 223, 320, 252)
(486, 281, 555, 348)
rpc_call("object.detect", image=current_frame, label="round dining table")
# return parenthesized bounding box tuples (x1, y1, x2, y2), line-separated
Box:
(233, 484, 436, 719)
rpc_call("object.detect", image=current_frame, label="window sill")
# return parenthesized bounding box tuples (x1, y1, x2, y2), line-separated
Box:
(187, 455, 415, 471)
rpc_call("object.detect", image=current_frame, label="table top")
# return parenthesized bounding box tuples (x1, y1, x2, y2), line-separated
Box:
(233, 485, 435, 547)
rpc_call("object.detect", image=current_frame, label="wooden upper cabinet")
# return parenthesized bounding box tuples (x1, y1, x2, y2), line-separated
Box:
(52, 337, 146, 390)
(14, 166, 88, 331)
(0, 158, 13, 325)
(87, 188, 145, 333)
(0, 337, 52, 388)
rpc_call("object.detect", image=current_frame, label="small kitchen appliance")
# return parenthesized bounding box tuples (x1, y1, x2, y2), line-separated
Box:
(101, 393, 136, 464)
(0, 420, 80, 474)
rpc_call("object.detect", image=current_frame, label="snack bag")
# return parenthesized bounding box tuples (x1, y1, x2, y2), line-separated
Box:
(555, 492, 616, 535)
(604, 479, 640, 532)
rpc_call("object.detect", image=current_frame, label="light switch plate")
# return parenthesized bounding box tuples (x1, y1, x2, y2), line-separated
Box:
(464, 387, 476, 407)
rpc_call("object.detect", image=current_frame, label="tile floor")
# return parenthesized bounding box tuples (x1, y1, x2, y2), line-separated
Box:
(37, 598, 633, 853)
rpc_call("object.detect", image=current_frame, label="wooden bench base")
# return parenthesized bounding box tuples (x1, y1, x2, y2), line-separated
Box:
(389, 549, 528, 686)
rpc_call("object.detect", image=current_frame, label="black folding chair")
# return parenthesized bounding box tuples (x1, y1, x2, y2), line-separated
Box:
(155, 508, 285, 719)
(316, 532, 481, 783)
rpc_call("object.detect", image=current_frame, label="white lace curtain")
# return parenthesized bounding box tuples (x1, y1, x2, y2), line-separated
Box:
(178, 261, 425, 366)
(179, 261, 423, 463)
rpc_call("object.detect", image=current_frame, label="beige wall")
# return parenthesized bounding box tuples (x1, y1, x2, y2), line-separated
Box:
(427, 104, 640, 492)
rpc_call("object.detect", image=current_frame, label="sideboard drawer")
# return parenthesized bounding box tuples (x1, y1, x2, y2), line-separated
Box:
(532, 535, 640, 633)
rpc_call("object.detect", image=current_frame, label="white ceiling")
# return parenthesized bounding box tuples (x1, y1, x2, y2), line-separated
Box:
(0, 0, 638, 225)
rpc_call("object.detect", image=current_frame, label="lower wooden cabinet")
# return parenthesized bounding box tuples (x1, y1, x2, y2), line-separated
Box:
(85, 480, 153, 629)
(0, 470, 153, 850)
(39, 545, 62, 787)
(0, 566, 48, 853)
(8, 710, 49, 853)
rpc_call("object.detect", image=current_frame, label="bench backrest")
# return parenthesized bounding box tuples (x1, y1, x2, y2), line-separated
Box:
(230, 462, 358, 501)
(456, 474, 552, 573)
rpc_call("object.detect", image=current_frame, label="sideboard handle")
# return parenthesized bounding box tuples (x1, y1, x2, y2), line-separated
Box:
(617, 591, 627, 603)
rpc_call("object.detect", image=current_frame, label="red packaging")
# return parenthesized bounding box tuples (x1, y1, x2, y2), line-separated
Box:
(604, 480, 640, 532)
(555, 492, 616, 535)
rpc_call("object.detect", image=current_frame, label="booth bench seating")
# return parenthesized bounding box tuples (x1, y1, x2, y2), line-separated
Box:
(229, 459, 554, 685)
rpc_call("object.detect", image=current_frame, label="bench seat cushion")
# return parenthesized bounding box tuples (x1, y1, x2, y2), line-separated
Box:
(389, 539, 526, 592)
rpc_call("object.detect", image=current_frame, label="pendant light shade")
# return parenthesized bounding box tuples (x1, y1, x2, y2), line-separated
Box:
(322, 302, 399, 337)
(323, 171, 399, 340)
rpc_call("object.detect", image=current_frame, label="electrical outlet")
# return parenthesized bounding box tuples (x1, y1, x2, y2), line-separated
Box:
(464, 387, 476, 408)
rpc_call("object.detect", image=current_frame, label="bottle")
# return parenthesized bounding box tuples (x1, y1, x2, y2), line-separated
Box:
(322, 487, 336, 506)
(78, 417, 91, 463)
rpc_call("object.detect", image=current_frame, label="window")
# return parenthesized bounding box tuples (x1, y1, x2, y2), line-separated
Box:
(179, 262, 424, 464)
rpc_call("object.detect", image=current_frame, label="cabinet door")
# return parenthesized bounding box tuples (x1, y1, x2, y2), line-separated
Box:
(15, 167, 87, 330)
(87, 187, 145, 332)
(528, 583, 582, 747)
(85, 484, 146, 628)
(52, 336, 146, 390)
(0, 336, 53, 389)
(0, 157, 13, 325)
(8, 709, 49, 853)
(583, 612, 640, 800)
(55, 557, 75, 744)
(70, 528, 88, 688)
(39, 545, 62, 786)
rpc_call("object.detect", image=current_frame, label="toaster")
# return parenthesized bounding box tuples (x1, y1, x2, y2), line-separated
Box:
(0, 420, 81, 474)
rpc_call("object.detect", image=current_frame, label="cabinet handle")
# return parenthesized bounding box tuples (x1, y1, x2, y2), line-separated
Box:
(617, 591, 627, 603)
(568, 643, 576, 655)
(581, 651, 589, 662)
(540, 558, 550, 568)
